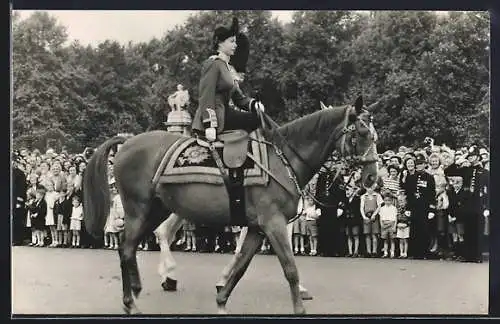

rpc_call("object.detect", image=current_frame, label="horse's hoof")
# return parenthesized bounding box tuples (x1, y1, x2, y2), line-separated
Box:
(300, 290, 313, 300)
(123, 305, 142, 315)
(217, 305, 228, 315)
(162, 277, 177, 291)
(295, 308, 306, 315)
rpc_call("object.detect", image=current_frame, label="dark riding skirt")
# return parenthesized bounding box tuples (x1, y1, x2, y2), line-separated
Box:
(224, 107, 260, 133)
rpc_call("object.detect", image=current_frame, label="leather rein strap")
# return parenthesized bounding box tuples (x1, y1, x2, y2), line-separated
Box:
(250, 107, 378, 210)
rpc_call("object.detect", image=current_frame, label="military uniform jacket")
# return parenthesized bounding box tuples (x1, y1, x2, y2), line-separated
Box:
(192, 57, 253, 133)
(315, 172, 347, 211)
(480, 169, 489, 212)
(463, 164, 487, 214)
(13, 167, 27, 208)
(400, 170, 436, 214)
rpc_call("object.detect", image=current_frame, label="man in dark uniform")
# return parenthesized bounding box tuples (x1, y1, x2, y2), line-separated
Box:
(462, 146, 487, 263)
(12, 152, 28, 246)
(315, 162, 347, 257)
(401, 154, 436, 259)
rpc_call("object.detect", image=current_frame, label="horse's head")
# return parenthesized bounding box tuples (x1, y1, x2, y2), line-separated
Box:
(321, 95, 379, 188)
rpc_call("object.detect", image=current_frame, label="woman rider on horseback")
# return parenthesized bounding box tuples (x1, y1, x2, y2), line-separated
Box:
(192, 17, 265, 141)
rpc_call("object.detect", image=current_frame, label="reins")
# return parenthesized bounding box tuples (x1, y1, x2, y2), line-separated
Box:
(250, 106, 377, 213)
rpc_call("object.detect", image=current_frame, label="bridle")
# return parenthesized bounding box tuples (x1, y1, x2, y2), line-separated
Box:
(253, 105, 379, 210)
(301, 105, 378, 208)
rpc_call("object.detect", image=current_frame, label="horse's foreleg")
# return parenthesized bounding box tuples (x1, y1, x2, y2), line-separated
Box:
(286, 223, 313, 300)
(154, 213, 184, 291)
(215, 226, 248, 288)
(215, 227, 264, 314)
(263, 216, 306, 315)
(120, 201, 154, 315)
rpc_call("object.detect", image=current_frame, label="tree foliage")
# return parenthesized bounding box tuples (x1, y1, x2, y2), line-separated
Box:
(12, 10, 490, 152)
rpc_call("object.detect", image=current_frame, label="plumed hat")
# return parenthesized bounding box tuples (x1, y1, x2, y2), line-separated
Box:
(213, 17, 239, 51)
(229, 31, 250, 73)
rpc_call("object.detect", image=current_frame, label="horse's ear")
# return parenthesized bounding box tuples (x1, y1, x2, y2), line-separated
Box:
(320, 101, 328, 110)
(354, 95, 363, 114)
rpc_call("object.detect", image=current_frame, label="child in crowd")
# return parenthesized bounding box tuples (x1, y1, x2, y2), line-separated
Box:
(396, 191, 410, 258)
(183, 220, 197, 252)
(25, 174, 40, 246)
(106, 180, 123, 249)
(293, 199, 307, 255)
(260, 237, 271, 254)
(231, 226, 240, 253)
(435, 182, 450, 258)
(379, 192, 398, 258)
(70, 195, 84, 248)
(44, 180, 58, 247)
(360, 184, 383, 257)
(303, 197, 321, 256)
(447, 175, 467, 261)
(110, 185, 125, 249)
(28, 187, 47, 247)
(344, 185, 362, 257)
(104, 182, 116, 249)
(53, 191, 71, 247)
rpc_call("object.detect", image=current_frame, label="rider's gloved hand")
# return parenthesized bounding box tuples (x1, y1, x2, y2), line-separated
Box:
(205, 128, 216, 142)
(250, 100, 265, 113)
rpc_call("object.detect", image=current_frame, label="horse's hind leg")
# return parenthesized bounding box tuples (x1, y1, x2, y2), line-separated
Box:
(262, 214, 305, 314)
(119, 199, 157, 315)
(154, 213, 184, 291)
(215, 226, 264, 314)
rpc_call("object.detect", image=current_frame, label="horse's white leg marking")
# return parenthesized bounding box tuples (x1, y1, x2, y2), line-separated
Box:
(154, 214, 184, 282)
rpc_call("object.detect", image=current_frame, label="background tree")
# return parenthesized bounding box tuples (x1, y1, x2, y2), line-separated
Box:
(12, 10, 490, 153)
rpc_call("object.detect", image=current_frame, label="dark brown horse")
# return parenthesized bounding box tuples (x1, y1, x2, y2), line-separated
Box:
(83, 95, 379, 315)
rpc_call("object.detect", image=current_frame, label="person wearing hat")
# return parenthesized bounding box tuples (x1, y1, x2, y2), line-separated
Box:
(479, 148, 489, 169)
(400, 153, 436, 259)
(12, 152, 28, 245)
(461, 145, 487, 263)
(315, 165, 347, 257)
(446, 167, 468, 261)
(192, 17, 265, 141)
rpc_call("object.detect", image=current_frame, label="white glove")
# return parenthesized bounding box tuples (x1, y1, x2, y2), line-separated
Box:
(316, 209, 322, 216)
(428, 212, 435, 220)
(255, 101, 265, 112)
(16, 203, 21, 209)
(483, 210, 489, 217)
(404, 210, 411, 217)
(205, 128, 216, 142)
(337, 208, 343, 217)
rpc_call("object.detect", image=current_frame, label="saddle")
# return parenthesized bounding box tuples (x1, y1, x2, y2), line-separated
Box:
(196, 130, 251, 226)
(196, 129, 250, 169)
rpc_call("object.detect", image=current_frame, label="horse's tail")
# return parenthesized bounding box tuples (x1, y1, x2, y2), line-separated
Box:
(83, 136, 126, 239)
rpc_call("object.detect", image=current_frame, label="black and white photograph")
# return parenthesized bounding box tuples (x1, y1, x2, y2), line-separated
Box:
(11, 9, 491, 316)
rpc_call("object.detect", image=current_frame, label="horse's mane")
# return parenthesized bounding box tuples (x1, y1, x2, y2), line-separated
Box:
(275, 105, 349, 143)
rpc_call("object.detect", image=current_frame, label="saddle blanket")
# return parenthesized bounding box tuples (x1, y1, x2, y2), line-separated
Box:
(158, 130, 270, 186)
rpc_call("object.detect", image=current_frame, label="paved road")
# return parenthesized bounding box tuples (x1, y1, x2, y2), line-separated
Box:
(12, 246, 488, 315)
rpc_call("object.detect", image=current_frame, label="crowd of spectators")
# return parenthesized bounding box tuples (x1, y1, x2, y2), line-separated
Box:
(12, 137, 490, 263)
